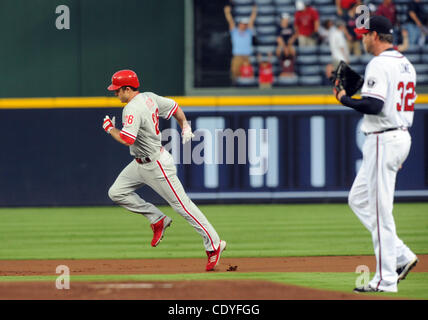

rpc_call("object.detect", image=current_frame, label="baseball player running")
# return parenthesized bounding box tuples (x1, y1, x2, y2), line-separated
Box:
(102, 69, 226, 271)
(333, 16, 418, 293)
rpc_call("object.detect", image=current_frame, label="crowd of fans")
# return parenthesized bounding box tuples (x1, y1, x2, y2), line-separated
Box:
(224, 0, 428, 87)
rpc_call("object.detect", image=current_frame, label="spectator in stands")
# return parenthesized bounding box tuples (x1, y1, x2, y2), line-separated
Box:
(318, 19, 331, 45)
(293, 0, 320, 47)
(335, 0, 361, 19)
(325, 19, 350, 80)
(257, 53, 274, 89)
(224, 4, 257, 84)
(276, 12, 297, 79)
(276, 13, 296, 61)
(278, 54, 296, 78)
(375, 0, 399, 44)
(239, 60, 255, 79)
(396, 28, 409, 52)
(402, 0, 428, 45)
(375, 0, 397, 26)
(328, 20, 350, 66)
(343, 3, 362, 56)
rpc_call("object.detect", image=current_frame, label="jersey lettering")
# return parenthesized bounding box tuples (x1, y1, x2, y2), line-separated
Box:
(152, 108, 160, 135)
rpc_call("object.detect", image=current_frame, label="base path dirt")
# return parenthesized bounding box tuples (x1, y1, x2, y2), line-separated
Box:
(0, 255, 425, 300)
(1, 255, 426, 275)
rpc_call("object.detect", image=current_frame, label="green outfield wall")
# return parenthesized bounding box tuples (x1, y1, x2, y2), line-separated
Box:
(0, 0, 185, 98)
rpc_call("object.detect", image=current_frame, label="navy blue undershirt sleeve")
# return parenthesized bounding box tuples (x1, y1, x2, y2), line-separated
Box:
(339, 96, 384, 115)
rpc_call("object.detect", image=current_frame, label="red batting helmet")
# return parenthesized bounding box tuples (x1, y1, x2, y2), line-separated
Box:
(107, 69, 140, 91)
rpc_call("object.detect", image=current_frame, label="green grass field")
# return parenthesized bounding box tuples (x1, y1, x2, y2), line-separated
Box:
(0, 203, 427, 299)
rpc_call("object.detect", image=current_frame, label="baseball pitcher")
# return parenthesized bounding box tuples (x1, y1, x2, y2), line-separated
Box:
(103, 69, 226, 271)
(333, 16, 418, 293)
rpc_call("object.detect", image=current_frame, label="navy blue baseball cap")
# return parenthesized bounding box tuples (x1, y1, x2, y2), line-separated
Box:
(354, 15, 393, 35)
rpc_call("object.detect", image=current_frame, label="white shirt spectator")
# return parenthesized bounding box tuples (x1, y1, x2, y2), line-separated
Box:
(328, 25, 349, 65)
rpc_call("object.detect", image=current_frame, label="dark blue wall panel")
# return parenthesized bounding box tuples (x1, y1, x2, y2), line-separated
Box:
(1, 105, 427, 206)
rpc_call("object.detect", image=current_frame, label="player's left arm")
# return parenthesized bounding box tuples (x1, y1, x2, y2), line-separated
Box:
(173, 107, 195, 144)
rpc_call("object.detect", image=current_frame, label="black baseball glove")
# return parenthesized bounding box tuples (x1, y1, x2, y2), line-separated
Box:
(330, 61, 364, 97)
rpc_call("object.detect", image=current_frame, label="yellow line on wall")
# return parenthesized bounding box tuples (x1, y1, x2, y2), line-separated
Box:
(0, 95, 428, 109)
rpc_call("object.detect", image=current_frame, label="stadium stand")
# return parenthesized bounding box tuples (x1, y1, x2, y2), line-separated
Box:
(231, 0, 428, 87)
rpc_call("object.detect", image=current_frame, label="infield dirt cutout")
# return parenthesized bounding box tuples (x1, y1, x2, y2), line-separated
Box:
(0, 255, 426, 300)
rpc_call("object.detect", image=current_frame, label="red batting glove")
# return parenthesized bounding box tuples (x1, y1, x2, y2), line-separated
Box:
(103, 115, 115, 134)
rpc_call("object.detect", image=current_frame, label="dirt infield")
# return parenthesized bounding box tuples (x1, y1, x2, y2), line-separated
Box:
(0, 255, 426, 300)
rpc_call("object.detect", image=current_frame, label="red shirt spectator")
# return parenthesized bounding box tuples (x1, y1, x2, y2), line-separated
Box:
(375, 0, 397, 26)
(239, 61, 254, 78)
(258, 61, 273, 84)
(341, 0, 357, 10)
(294, 6, 320, 37)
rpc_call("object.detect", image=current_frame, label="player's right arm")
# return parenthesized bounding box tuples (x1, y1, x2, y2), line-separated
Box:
(335, 59, 386, 114)
(108, 128, 133, 146)
(103, 107, 141, 146)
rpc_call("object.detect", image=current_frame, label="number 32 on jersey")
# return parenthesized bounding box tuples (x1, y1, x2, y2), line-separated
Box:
(396, 81, 415, 112)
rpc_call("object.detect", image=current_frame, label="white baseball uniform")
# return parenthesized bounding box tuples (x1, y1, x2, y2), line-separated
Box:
(108, 92, 220, 252)
(348, 49, 417, 292)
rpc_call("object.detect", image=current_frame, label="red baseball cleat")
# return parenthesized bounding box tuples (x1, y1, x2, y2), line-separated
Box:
(150, 216, 172, 247)
(206, 240, 227, 271)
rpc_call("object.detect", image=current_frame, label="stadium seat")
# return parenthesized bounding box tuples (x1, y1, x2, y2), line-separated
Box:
(275, 5, 295, 15)
(296, 55, 318, 64)
(421, 54, 428, 64)
(273, 0, 294, 5)
(421, 45, 428, 54)
(256, 45, 276, 54)
(236, 77, 258, 87)
(256, 25, 277, 35)
(413, 64, 428, 74)
(319, 45, 331, 54)
(406, 44, 421, 54)
(298, 64, 321, 75)
(349, 55, 360, 64)
(360, 54, 372, 64)
(257, 35, 277, 45)
(296, 46, 318, 55)
(313, 0, 334, 4)
(319, 55, 332, 64)
(257, 5, 276, 15)
(233, 5, 254, 16)
(349, 64, 365, 75)
(233, 0, 254, 5)
(254, 0, 274, 4)
(417, 74, 428, 84)
(276, 75, 298, 86)
(255, 15, 276, 25)
(299, 75, 322, 86)
(316, 5, 337, 16)
(406, 54, 421, 64)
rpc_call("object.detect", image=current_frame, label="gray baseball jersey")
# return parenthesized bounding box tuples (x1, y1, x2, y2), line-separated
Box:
(120, 92, 178, 158)
(109, 91, 221, 252)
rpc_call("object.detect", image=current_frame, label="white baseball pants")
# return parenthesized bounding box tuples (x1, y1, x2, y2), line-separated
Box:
(348, 129, 416, 292)
(108, 149, 220, 252)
